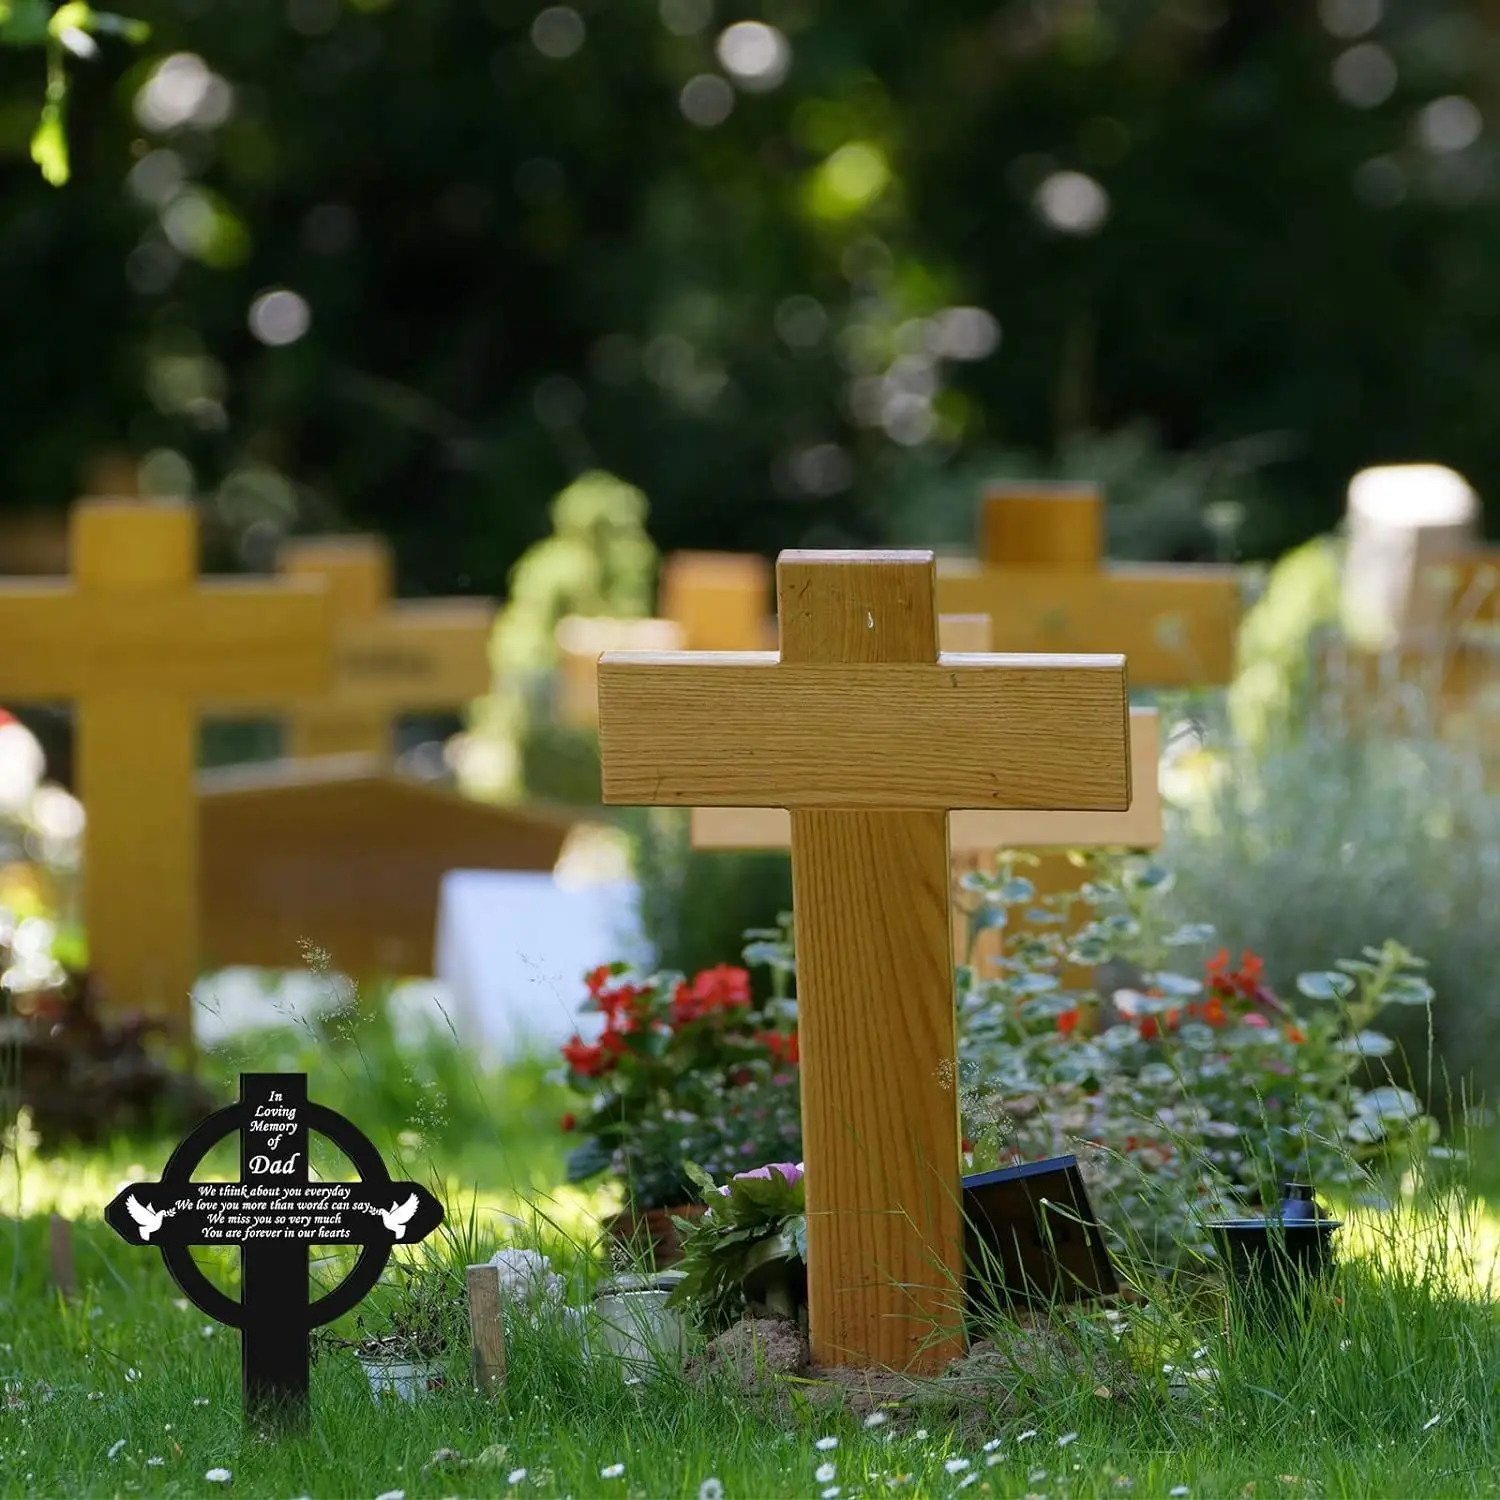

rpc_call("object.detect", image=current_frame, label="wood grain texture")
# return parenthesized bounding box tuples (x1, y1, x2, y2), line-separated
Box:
(659, 550, 772, 651)
(465, 1263, 508, 1393)
(199, 759, 573, 975)
(690, 707, 1162, 851)
(779, 553, 962, 1371)
(598, 656, 1130, 810)
(792, 806, 964, 1372)
(981, 485, 1103, 570)
(935, 560, 1242, 687)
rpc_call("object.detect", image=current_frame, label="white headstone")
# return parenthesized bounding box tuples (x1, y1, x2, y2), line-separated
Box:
(1342, 463, 1480, 649)
(434, 870, 652, 1061)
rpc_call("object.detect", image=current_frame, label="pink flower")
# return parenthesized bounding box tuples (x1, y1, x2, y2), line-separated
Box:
(735, 1161, 803, 1187)
(1242, 1012, 1270, 1029)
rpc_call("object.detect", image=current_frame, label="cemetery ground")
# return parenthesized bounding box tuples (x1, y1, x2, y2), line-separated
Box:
(3, 1002, 1500, 1500)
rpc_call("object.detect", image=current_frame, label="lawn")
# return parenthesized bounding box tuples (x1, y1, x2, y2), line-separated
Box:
(4, 1013, 1500, 1499)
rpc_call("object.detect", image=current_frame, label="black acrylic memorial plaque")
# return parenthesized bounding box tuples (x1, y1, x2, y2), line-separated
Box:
(962, 1155, 1117, 1314)
(104, 1073, 443, 1427)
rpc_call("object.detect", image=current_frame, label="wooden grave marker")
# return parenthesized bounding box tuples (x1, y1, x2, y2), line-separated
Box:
(198, 755, 576, 977)
(690, 612, 1162, 975)
(935, 483, 1242, 686)
(217, 535, 494, 760)
(597, 549, 1130, 1373)
(659, 549, 776, 650)
(0, 500, 332, 1029)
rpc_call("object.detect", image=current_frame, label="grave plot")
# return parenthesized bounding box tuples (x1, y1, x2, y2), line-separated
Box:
(197, 756, 578, 980)
(0, 500, 333, 1030)
(598, 547, 1130, 1372)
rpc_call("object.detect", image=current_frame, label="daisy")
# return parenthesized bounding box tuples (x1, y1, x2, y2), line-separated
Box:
(205, 1468, 232, 1484)
(816, 1463, 837, 1483)
(601, 1463, 625, 1479)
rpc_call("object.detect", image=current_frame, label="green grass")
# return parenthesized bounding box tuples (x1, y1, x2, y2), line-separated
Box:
(6, 1011, 1500, 1498)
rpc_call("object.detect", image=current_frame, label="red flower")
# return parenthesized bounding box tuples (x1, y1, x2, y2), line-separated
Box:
(584, 964, 614, 998)
(961, 1137, 975, 1153)
(562, 1035, 605, 1077)
(755, 1029, 800, 1066)
(1284, 1025, 1307, 1045)
(672, 965, 752, 1026)
(1056, 1007, 1081, 1037)
(1200, 996, 1227, 1028)
(596, 981, 649, 1032)
(562, 1029, 626, 1077)
(560, 1112, 577, 1132)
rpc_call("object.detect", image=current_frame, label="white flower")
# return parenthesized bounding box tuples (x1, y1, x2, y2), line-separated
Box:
(913, 1429, 929, 1441)
(821, 1489, 840, 1500)
(944, 1458, 970, 1474)
(1422, 1413, 1442, 1430)
(1058, 1432, 1078, 1448)
(107, 1440, 126, 1461)
(698, 1481, 724, 1500)
(957, 1478, 979, 1492)
(816, 1436, 839, 1451)
(205, 1469, 232, 1484)
(864, 1411, 888, 1428)
(509, 1470, 528, 1486)
(193, 1397, 210, 1407)
(1017, 1429, 1038, 1442)
(1170, 1489, 1190, 1497)
(125, 1368, 140, 1383)
(375, 1492, 404, 1500)
(147, 1458, 165, 1468)
(982, 1440, 1002, 1452)
(601, 1463, 625, 1479)
(985, 1455, 1004, 1468)
(816, 1463, 837, 1483)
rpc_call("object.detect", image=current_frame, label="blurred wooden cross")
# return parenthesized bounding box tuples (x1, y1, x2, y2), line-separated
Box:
(217, 536, 493, 760)
(596, 549, 1130, 1374)
(0, 501, 333, 1031)
(935, 484, 1242, 687)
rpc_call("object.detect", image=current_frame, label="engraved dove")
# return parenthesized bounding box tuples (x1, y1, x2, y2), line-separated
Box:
(380, 1194, 419, 1239)
(126, 1195, 166, 1242)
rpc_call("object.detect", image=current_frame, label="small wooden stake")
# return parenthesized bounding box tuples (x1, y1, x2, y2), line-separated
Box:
(48, 1214, 76, 1300)
(466, 1263, 507, 1393)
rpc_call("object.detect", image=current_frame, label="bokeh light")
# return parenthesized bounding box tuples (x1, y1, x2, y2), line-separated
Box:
(531, 7, 585, 60)
(1332, 44, 1397, 108)
(1034, 170, 1110, 234)
(680, 74, 734, 128)
(248, 289, 312, 346)
(715, 22, 790, 92)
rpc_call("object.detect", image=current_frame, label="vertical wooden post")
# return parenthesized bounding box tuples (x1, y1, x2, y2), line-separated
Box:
(48, 1214, 77, 1299)
(466, 1263, 508, 1392)
(780, 555, 965, 1372)
(980, 484, 1102, 572)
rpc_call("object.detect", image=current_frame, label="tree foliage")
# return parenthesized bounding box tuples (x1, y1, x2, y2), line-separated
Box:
(2, 2, 1498, 588)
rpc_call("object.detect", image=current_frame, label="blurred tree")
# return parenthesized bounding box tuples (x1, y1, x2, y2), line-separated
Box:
(1, 0, 1499, 588)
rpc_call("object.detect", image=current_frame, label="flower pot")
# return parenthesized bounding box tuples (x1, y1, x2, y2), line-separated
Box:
(605, 1204, 706, 1267)
(1206, 1182, 1342, 1323)
(592, 1271, 688, 1370)
(357, 1353, 447, 1403)
(740, 1231, 807, 1323)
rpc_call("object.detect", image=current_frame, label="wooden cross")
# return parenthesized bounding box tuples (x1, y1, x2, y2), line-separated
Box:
(0, 501, 332, 1029)
(659, 550, 776, 650)
(597, 550, 1131, 1372)
(217, 536, 493, 760)
(935, 483, 1242, 687)
(555, 616, 685, 729)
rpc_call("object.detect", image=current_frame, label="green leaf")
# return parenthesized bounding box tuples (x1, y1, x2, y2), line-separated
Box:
(30, 105, 68, 186)
(1337, 1030, 1396, 1058)
(1382, 975, 1435, 1007)
(1295, 970, 1355, 1002)
(563, 1138, 613, 1183)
